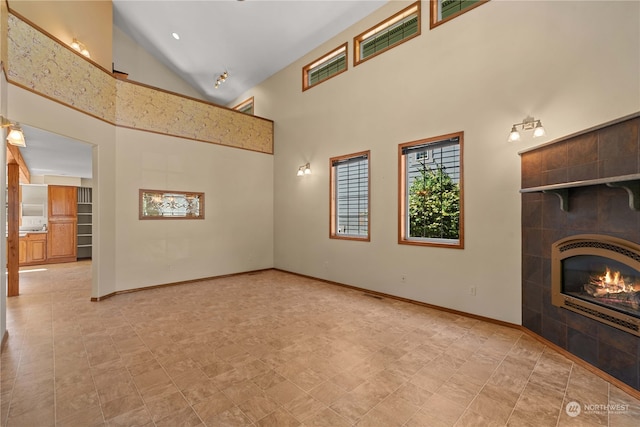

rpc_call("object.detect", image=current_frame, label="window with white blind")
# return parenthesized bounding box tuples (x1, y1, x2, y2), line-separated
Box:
(303, 43, 348, 91)
(354, 2, 420, 66)
(399, 132, 463, 248)
(430, 0, 489, 29)
(330, 151, 370, 241)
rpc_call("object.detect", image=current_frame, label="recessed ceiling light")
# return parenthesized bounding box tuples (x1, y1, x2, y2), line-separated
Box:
(172, 32, 180, 40)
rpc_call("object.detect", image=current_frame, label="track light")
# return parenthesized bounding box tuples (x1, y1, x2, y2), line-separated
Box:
(214, 71, 229, 89)
(70, 38, 91, 58)
(508, 116, 546, 142)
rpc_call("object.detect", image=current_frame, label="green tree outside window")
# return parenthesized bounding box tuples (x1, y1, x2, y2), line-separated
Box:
(408, 161, 460, 239)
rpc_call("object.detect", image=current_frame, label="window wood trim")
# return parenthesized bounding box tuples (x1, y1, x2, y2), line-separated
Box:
(353, 1, 421, 67)
(430, 0, 490, 30)
(302, 42, 348, 91)
(398, 132, 464, 249)
(139, 189, 205, 220)
(330, 150, 371, 241)
(233, 96, 254, 115)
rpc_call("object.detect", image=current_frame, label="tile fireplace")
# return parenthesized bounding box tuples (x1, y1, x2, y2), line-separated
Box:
(520, 112, 640, 392)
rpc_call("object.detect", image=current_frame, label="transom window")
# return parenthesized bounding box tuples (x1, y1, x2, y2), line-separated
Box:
(399, 132, 463, 248)
(303, 43, 348, 91)
(233, 97, 254, 115)
(354, 2, 420, 66)
(430, 0, 490, 29)
(330, 151, 370, 241)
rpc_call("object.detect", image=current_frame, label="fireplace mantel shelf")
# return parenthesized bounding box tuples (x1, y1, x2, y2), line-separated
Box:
(520, 173, 640, 212)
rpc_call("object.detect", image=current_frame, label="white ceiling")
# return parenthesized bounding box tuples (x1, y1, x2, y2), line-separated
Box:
(17, 0, 388, 179)
(113, 0, 388, 105)
(19, 125, 93, 180)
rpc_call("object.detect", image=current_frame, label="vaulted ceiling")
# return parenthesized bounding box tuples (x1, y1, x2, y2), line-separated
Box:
(113, 0, 388, 105)
(17, 1, 390, 179)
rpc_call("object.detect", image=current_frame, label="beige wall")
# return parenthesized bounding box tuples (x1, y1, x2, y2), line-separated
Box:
(7, 84, 274, 298)
(247, 1, 640, 324)
(8, 0, 112, 71)
(113, 26, 207, 100)
(114, 127, 273, 291)
(9, 84, 117, 298)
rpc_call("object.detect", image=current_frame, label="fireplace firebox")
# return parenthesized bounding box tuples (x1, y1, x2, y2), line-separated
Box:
(552, 235, 640, 337)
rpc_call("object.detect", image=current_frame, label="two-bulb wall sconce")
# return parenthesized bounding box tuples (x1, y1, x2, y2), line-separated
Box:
(0, 116, 26, 147)
(508, 116, 546, 142)
(297, 163, 311, 177)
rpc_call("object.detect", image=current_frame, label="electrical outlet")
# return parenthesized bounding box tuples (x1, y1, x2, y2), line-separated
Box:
(470, 286, 477, 296)
(401, 274, 407, 284)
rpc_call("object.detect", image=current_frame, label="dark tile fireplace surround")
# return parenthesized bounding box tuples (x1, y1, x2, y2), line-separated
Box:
(520, 112, 640, 392)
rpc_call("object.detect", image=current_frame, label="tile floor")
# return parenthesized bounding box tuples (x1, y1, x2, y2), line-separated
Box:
(1, 261, 639, 427)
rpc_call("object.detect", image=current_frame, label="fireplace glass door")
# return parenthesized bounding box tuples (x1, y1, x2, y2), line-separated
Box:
(562, 255, 640, 319)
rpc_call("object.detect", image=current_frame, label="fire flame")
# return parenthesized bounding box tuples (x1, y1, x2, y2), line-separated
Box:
(591, 267, 634, 294)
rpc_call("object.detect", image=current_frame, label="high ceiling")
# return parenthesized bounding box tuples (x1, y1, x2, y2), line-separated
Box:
(18, 0, 389, 180)
(113, 0, 388, 105)
(19, 125, 93, 180)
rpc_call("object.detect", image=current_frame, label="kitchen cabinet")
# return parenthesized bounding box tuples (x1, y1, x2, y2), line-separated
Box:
(19, 233, 47, 266)
(47, 185, 77, 263)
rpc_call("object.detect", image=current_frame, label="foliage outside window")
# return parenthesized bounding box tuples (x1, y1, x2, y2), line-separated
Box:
(430, 0, 489, 29)
(354, 2, 420, 66)
(303, 43, 348, 91)
(399, 132, 463, 248)
(330, 151, 370, 241)
(233, 97, 254, 115)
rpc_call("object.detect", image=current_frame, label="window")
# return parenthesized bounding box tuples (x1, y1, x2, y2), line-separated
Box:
(330, 151, 370, 240)
(303, 43, 348, 91)
(233, 97, 254, 115)
(354, 2, 420, 66)
(139, 189, 204, 220)
(399, 132, 463, 248)
(430, 0, 490, 29)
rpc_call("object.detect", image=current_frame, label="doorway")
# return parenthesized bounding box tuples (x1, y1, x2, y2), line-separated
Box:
(6, 124, 94, 297)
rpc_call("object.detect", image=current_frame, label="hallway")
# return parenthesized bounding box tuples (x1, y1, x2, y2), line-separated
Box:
(1, 262, 639, 426)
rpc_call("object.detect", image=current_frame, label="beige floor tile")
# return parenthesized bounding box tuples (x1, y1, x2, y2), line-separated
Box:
(422, 393, 467, 426)
(237, 393, 279, 422)
(192, 390, 236, 424)
(55, 405, 105, 427)
(55, 388, 101, 421)
(223, 379, 265, 405)
(104, 405, 153, 427)
(2, 263, 640, 427)
(256, 407, 301, 426)
(405, 409, 453, 427)
(145, 390, 191, 422)
(6, 404, 55, 427)
(203, 406, 252, 426)
(266, 379, 306, 406)
(284, 392, 327, 422)
(308, 380, 346, 405)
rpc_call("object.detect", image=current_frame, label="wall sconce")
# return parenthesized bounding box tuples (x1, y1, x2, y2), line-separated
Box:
(70, 38, 91, 58)
(214, 71, 229, 89)
(508, 116, 546, 142)
(0, 117, 26, 147)
(297, 163, 311, 176)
